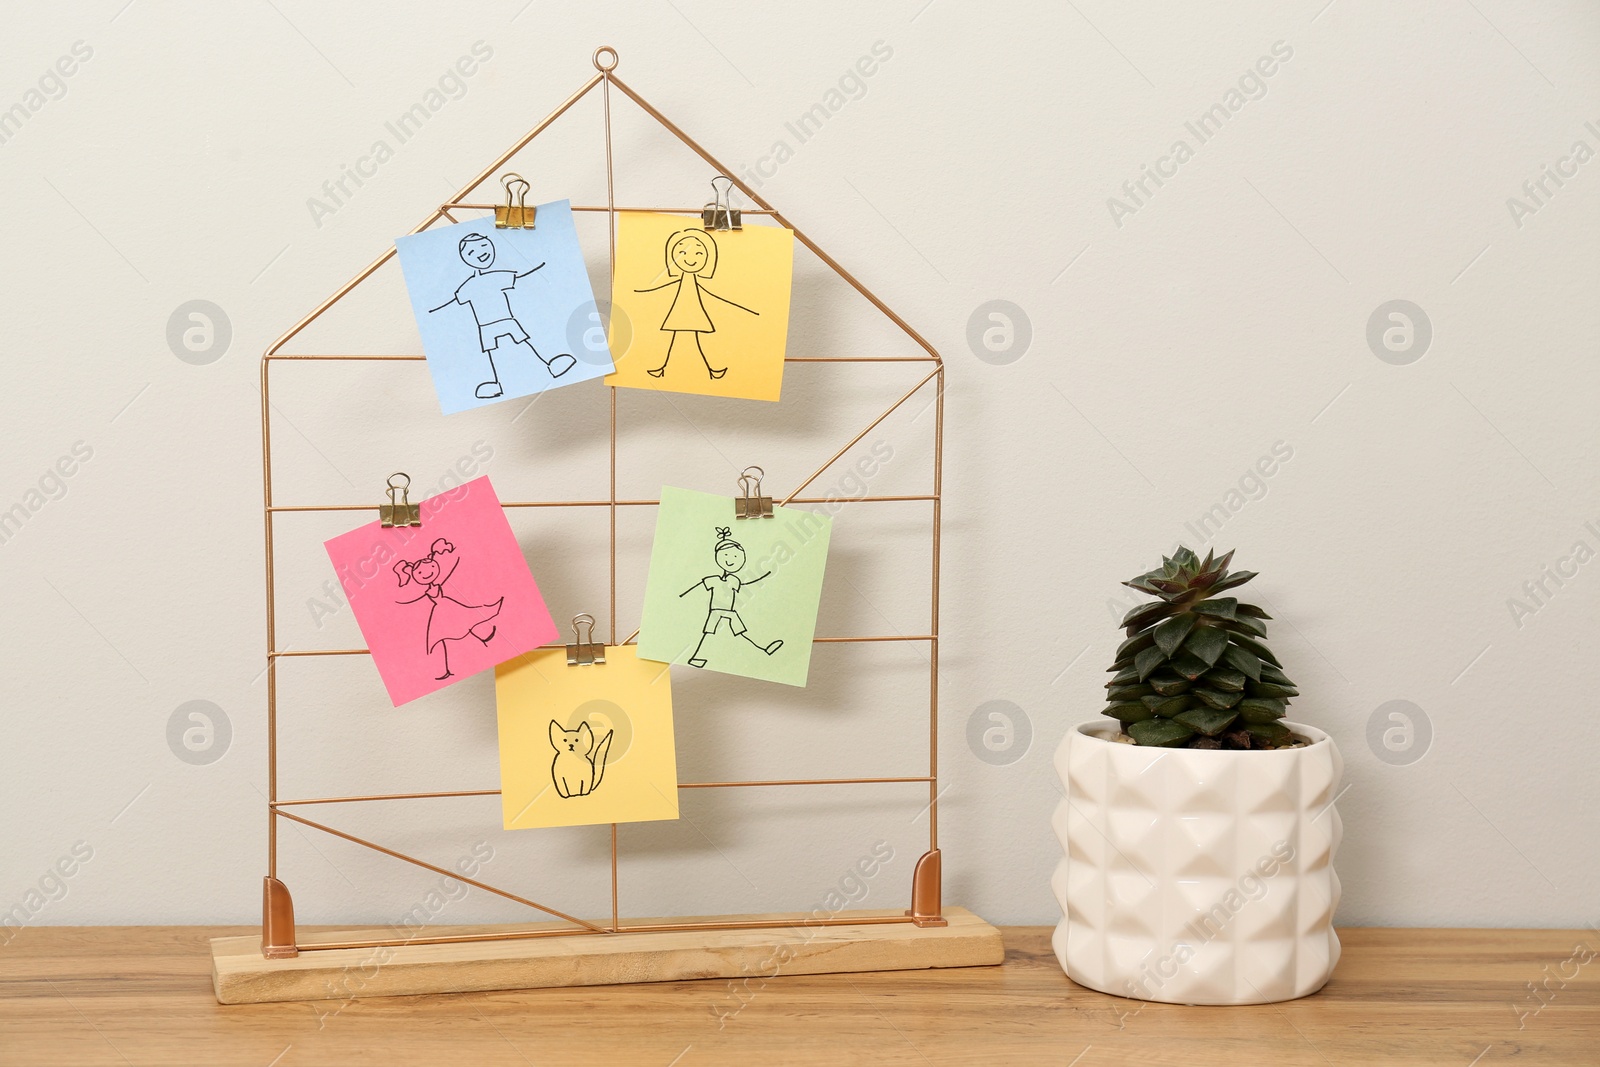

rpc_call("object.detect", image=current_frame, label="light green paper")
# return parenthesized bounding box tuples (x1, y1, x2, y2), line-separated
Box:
(637, 486, 832, 687)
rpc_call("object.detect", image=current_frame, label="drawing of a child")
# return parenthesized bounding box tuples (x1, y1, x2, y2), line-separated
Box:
(429, 233, 578, 399)
(679, 526, 783, 668)
(635, 230, 758, 381)
(394, 538, 503, 680)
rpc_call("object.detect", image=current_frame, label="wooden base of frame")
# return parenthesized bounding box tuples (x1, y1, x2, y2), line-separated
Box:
(211, 906, 1002, 1004)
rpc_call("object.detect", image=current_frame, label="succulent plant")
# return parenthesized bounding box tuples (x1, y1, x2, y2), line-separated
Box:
(1103, 547, 1299, 749)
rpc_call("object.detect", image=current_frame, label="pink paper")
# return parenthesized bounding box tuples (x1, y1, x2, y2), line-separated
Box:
(323, 475, 556, 706)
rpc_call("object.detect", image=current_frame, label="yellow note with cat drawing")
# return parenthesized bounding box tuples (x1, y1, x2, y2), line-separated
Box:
(495, 645, 679, 830)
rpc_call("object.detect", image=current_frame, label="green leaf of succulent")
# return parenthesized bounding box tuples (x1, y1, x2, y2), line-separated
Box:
(1223, 643, 1262, 681)
(1135, 644, 1167, 681)
(1104, 702, 1153, 724)
(1227, 633, 1282, 667)
(1191, 597, 1238, 620)
(1173, 707, 1240, 737)
(1172, 547, 1198, 569)
(1153, 613, 1196, 656)
(1107, 685, 1154, 701)
(1147, 672, 1192, 697)
(1115, 630, 1156, 660)
(1237, 697, 1287, 722)
(1183, 624, 1230, 667)
(1107, 665, 1140, 686)
(1243, 721, 1292, 746)
(1222, 616, 1268, 639)
(1206, 570, 1259, 595)
(1192, 686, 1243, 710)
(1259, 663, 1294, 686)
(1127, 718, 1196, 747)
(1202, 667, 1247, 692)
(1235, 603, 1272, 620)
(1123, 576, 1166, 597)
(1140, 693, 1193, 718)
(1167, 652, 1211, 681)
(1248, 682, 1299, 699)
(1121, 601, 1178, 633)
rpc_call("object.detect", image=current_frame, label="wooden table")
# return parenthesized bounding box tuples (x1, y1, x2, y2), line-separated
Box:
(2, 926, 1595, 1065)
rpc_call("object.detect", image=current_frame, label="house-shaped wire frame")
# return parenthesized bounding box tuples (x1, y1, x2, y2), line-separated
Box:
(256, 47, 947, 959)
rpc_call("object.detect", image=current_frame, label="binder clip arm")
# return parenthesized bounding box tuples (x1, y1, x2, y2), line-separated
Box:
(494, 173, 536, 230)
(734, 466, 772, 519)
(380, 473, 421, 528)
(566, 614, 606, 666)
(701, 175, 742, 231)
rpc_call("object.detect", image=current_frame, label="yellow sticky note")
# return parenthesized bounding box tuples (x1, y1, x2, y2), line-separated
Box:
(605, 212, 794, 401)
(494, 646, 679, 830)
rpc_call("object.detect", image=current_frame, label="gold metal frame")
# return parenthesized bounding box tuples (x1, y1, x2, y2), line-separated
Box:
(258, 46, 946, 959)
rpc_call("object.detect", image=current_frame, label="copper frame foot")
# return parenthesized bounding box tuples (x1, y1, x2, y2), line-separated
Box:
(906, 848, 947, 927)
(262, 876, 299, 959)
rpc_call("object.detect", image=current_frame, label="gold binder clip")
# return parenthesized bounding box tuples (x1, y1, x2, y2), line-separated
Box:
(701, 175, 742, 231)
(494, 173, 536, 229)
(734, 466, 772, 519)
(380, 472, 421, 528)
(566, 613, 606, 666)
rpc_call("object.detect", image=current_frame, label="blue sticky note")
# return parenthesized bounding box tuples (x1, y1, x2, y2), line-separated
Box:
(395, 201, 614, 414)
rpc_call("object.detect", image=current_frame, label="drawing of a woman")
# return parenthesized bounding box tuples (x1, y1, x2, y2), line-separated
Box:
(394, 538, 502, 680)
(636, 229, 758, 380)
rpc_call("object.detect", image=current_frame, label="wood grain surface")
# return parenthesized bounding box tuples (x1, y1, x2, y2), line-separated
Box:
(210, 907, 1004, 1004)
(2, 925, 1596, 1065)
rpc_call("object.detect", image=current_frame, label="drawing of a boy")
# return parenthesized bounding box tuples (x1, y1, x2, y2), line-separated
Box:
(429, 233, 577, 399)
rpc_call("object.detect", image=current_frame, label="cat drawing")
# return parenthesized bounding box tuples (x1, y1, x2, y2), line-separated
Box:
(549, 720, 614, 798)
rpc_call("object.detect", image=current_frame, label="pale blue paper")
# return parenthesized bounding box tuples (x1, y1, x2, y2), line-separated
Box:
(395, 201, 614, 414)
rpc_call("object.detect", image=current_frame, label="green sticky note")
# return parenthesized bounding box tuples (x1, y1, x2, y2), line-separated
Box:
(638, 486, 832, 686)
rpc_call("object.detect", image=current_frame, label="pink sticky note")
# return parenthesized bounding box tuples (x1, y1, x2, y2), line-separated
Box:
(323, 475, 556, 706)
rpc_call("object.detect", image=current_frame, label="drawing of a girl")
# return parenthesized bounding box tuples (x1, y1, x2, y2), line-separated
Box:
(636, 229, 758, 380)
(394, 538, 503, 680)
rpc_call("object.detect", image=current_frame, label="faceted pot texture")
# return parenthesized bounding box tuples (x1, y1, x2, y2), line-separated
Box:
(1051, 720, 1342, 1005)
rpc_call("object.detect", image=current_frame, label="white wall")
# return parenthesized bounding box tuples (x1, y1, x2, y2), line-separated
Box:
(2, 0, 1596, 932)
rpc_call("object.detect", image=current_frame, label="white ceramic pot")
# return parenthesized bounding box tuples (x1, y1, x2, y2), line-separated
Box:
(1051, 720, 1342, 1005)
